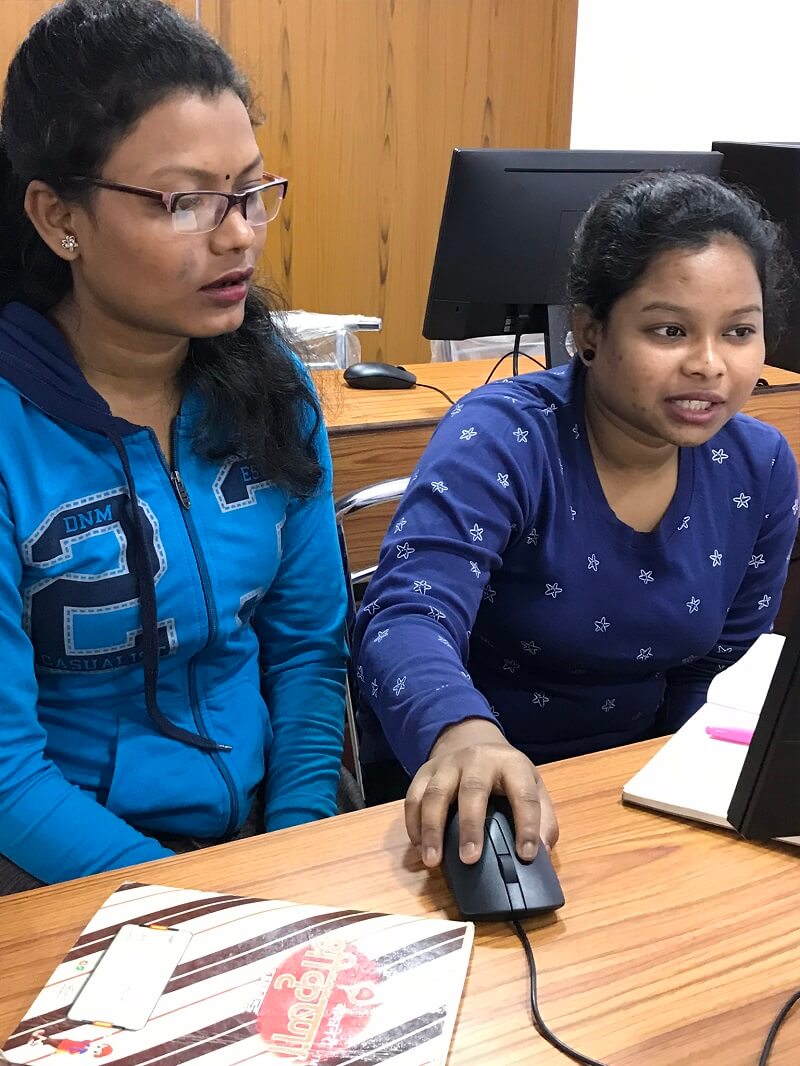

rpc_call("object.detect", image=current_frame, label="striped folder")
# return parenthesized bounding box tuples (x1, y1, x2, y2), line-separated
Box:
(2, 882, 474, 1066)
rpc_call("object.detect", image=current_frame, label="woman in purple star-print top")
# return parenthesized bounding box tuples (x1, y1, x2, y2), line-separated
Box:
(353, 172, 799, 871)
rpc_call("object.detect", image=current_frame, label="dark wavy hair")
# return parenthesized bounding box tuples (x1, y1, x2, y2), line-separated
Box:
(0, 0, 322, 496)
(567, 171, 796, 351)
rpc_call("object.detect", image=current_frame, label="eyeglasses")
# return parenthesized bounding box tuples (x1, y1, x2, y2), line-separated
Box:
(68, 172, 288, 235)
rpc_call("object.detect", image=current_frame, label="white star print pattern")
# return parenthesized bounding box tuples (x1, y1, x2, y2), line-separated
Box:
(717, 645, 733, 654)
(413, 579, 431, 595)
(373, 629, 389, 643)
(371, 679, 378, 698)
(450, 403, 463, 417)
(356, 365, 798, 770)
(431, 480, 448, 494)
(392, 676, 406, 696)
(794, 498, 799, 516)
(356, 665, 364, 682)
(363, 600, 380, 615)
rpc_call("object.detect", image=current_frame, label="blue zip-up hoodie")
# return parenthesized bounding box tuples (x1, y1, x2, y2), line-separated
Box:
(0, 302, 347, 884)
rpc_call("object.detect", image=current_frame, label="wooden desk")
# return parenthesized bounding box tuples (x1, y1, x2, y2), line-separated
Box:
(317, 358, 800, 571)
(3, 739, 800, 1064)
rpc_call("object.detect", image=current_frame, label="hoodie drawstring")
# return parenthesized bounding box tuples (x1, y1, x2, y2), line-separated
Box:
(108, 434, 231, 754)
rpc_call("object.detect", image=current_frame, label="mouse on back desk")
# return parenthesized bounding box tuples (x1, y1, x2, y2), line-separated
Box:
(342, 361, 417, 389)
(441, 795, 565, 921)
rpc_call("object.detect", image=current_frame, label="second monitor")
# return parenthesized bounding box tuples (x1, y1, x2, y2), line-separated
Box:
(423, 148, 723, 368)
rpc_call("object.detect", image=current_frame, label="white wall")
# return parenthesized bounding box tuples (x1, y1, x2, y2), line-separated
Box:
(571, 0, 800, 152)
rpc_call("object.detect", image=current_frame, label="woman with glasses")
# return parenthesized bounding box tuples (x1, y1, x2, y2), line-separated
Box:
(0, 0, 347, 892)
(354, 171, 799, 871)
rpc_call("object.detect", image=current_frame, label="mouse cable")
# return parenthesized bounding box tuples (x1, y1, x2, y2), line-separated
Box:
(514, 917, 800, 1066)
(758, 987, 800, 1065)
(511, 919, 609, 1066)
(484, 350, 545, 385)
(414, 382, 456, 405)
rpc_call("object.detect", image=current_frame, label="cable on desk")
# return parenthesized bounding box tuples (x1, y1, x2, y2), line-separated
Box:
(758, 987, 800, 1065)
(413, 382, 456, 405)
(511, 919, 609, 1066)
(484, 349, 545, 385)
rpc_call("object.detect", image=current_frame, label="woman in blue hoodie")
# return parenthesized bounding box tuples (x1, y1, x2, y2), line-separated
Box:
(0, 0, 347, 892)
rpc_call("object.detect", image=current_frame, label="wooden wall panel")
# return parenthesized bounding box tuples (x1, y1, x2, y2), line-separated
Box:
(207, 0, 579, 363)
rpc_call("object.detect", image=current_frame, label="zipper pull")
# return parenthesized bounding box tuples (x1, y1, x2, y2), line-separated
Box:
(171, 469, 191, 509)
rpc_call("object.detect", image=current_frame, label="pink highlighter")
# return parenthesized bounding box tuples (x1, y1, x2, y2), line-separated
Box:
(705, 725, 754, 746)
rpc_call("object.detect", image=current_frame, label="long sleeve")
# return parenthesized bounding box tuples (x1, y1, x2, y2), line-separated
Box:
(0, 477, 173, 884)
(254, 420, 347, 831)
(661, 434, 799, 730)
(353, 390, 541, 775)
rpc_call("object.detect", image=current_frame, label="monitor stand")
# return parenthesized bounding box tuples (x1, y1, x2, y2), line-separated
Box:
(543, 305, 572, 369)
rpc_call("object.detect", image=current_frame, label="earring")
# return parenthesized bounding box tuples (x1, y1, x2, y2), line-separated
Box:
(61, 235, 78, 253)
(582, 349, 595, 362)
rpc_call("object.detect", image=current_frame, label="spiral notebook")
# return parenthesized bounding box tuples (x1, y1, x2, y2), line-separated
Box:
(1, 882, 474, 1066)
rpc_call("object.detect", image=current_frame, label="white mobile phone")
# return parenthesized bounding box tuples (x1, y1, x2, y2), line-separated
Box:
(67, 923, 192, 1031)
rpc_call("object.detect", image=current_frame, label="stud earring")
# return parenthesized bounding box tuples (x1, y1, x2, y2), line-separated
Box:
(61, 235, 78, 253)
(582, 348, 595, 363)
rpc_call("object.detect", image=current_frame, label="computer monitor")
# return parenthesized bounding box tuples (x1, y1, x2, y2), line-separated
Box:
(728, 607, 800, 839)
(714, 141, 800, 373)
(422, 148, 723, 368)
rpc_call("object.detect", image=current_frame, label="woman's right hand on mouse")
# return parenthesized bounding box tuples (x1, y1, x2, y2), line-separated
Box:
(404, 718, 559, 868)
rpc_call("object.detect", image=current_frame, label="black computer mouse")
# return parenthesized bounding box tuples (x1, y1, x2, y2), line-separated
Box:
(442, 796, 565, 921)
(342, 361, 417, 389)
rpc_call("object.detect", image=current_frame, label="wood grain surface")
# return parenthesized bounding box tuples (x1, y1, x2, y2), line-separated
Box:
(2, 739, 800, 1063)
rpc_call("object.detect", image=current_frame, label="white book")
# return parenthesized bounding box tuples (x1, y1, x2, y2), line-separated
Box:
(622, 632, 800, 844)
